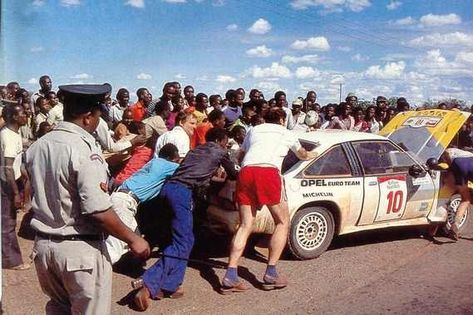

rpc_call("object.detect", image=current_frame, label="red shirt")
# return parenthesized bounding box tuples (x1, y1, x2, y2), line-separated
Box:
(130, 101, 146, 121)
(114, 146, 153, 185)
(191, 122, 212, 149)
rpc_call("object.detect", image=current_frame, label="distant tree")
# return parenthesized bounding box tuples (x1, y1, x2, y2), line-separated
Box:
(357, 98, 373, 110)
(387, 97, 397, 108)
(422, 98, 467, 110)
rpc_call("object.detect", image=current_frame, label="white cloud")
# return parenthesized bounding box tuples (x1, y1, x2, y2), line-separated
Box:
(295, 66, 320, 79)
(212, 0, 225, 6)
(125, 0, 145, 8)
(281, 54, 320, 64)
(420, 13, 461, 27)
(394, 16, 416, 25)
(216, 75, 236, 83)
(330, 75, 345, 85)
(163, 0, 186, 3)
(365, 61, 406, 79)
(30, 46, 44, 52)
(455, 52, 473, 64)
(386, 1, 401, 10)
(290, 0, 371, 12)
(196, 75, 209, 81)
(175, 73, 186, 79)
(226, 24, 238, 31)
(248, 18, 271, 35)
(32, 0, 45, 6)
(71, 73, 92, 79)
(60, 0, 80, 7)
(351, 53, 369, 61)
(409, 32, 473, 48)
(415, 49, 473, 76)
(380, 53, 414, 62)
(249, 62, 292, 79)
(137, 73, 152, 80)
(256, 81, 282, 93)
(337, 46, 351, 52)
(290, 36, 330, 51)
(27, 78, 37, 84)
(246, 45, 273, 58)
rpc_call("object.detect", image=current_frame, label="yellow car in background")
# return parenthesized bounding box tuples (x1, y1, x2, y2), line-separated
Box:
(206, 109, 470, 260)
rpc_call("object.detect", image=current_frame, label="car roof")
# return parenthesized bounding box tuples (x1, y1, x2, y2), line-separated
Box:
(294, 129, 387, 147)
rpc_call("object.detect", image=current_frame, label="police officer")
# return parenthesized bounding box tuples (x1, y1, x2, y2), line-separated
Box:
(26, 84, 150, 314)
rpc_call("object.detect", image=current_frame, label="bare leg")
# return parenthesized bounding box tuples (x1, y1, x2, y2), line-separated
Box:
(267, 201, 290, 265)
(454, 185, 470, 225)
(228, 205, 256, 268)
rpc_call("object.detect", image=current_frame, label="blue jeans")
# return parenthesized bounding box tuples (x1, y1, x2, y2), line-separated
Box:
(142, 181, 194, 298)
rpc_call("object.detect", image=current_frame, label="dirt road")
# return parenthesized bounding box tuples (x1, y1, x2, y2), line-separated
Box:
(3, 215, 473, 314)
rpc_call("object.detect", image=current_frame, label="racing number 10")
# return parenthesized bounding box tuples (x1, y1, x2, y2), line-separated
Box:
(386, 190, 403, 214)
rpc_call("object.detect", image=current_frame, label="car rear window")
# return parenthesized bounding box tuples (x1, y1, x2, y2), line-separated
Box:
(281, 140, 318, 174)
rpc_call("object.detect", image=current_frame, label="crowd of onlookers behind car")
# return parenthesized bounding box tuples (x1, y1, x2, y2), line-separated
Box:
(1, 75, 472, 270)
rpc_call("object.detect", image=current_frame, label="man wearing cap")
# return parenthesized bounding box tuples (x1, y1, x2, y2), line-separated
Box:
(290, 98, 306, 131)
(345, 93, 358, 108)
(26, 84, 150, 314)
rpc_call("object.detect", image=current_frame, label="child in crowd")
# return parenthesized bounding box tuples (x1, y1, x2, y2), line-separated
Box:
(114, 121, 155, 187)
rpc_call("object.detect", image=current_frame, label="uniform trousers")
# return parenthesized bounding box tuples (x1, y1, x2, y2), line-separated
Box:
(32, 237, 112, 315)
(1, 179, 23, 268)
(142, 181, 194, 298)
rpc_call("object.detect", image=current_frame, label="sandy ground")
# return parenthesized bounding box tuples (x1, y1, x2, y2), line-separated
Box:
(3, 211, 473, 314)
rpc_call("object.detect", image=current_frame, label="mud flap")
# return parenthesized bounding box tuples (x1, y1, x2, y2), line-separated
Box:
(427, 205, 448, 223)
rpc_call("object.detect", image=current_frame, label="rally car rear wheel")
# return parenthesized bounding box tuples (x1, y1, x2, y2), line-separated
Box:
(442, 194, 469, 234)
(288, 206, 335, 260)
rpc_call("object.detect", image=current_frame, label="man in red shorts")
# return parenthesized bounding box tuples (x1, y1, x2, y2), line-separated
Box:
(221, 108, 317, 293)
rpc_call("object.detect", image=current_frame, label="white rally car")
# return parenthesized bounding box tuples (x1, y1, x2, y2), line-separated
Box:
(206, 109, 470, 260)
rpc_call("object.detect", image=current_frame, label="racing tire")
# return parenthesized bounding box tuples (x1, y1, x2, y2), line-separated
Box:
(288, 206, 335, 260)
(442, 194, 469, 235)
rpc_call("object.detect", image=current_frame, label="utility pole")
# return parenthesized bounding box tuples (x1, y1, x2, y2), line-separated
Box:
(339, 83, 343, 103)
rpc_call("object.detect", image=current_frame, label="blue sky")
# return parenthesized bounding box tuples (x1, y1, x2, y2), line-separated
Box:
(2, 0, 473, 105)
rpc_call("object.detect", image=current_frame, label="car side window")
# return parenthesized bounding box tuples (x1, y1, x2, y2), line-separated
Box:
(304, 145, 351, 176)
(353, 141, 416, 175)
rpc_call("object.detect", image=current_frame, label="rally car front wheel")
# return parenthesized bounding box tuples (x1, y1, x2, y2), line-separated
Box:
(442, 194, 469, 234)
(288, 206, 335, 260)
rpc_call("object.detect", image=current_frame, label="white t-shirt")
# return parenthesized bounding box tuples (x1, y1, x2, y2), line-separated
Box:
(446, 148, 473, 160)
(0, 127, 23, 181)
(241, 123, 301, 170)
(154, 125, 190, 158)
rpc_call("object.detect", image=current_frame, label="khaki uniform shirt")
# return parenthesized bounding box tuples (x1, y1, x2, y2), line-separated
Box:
(143, 115, 168, 139)
(26, 121, 112, 236)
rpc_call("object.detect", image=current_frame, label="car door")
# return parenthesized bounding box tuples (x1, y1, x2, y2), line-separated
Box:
(285, 143, 365, 229)
(352, 140, 436, 225)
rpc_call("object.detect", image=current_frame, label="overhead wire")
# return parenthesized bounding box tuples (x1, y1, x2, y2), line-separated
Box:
(243, 0, 426, 55)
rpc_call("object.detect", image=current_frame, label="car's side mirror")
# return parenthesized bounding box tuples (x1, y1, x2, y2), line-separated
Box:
(409, 164, 426, 178)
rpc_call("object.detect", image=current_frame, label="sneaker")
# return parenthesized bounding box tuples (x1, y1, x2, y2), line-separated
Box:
(262, 273, 288, 290)
(220, 278, 251, 294)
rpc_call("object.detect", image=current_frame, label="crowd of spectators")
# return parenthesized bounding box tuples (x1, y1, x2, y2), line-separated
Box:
(1, 75, 471, 272)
